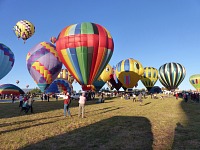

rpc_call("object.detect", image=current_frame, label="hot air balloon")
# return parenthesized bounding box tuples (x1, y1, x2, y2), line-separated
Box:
(0, 43, 15, 80)
(16, 80, 19, 84)
(26, 42, 63, 92)
(189, 74, 200, 91)
(107, 67, 123, 91)
(57, 68, 74, 84)
(158, 62, 186, 91)
(56, 22, 114, 89)
(0, 84, 24, 95)
(26, 85, 29, 88)
(93, 79, 105, 91)
(141, 67, 158, 91)
(115, 58, 144, 88)
(50, 36, 57, 44)
(13, 20, 35, 43)
(100, 64, 113, 82)
(46, 79, 72, 94)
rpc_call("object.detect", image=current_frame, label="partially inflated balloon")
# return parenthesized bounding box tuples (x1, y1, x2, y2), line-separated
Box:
(115, 58, 144, 88)
(158, 62, 186, 91)
(189, 74, 200, 91)
(93, 78, 105, 91)
(13, 20, 35, 43)
(26, 42, 63, 92)
(0, 43, 15, 80)
(0, 84, 24, 95)
(56, 22, 114, 87)
(141, 67, 158, 91)
(46, 79, 72, 93)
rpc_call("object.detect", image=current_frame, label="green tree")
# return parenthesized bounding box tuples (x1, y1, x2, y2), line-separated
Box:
(29, 87, 42, 94)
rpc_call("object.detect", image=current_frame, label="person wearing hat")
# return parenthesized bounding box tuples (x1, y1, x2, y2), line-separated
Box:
(63, 91, 72, 117)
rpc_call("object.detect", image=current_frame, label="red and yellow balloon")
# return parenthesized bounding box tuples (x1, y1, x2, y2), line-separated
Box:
(56, 22, 114, 90)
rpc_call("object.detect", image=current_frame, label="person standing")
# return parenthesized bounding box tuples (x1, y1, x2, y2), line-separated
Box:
(63, 92, 72, 117)
(26, 94, 35, 113)
(12, 94, 15, 103)
(138, 93, 143, 106)
(78, 92, 86, 118)
(175, 93, 179, 100)
(19, 94, 23, 107)
(47, 94, 50, 102)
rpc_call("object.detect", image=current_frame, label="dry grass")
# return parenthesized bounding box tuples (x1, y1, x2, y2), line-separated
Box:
(0, 95, 200, 150)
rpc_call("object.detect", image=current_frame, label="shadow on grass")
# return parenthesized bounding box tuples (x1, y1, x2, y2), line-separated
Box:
(172, 98, 200, 149)
(141, 102, 151, 106)
(0, 98, 115, 119)
(20, 116, 153, 150)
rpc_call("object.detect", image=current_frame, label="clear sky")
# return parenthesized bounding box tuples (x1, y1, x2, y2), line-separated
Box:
(1, 0, 200, 92)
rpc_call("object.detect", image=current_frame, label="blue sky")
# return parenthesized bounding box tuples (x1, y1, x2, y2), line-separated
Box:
(1, 0, 200, 91)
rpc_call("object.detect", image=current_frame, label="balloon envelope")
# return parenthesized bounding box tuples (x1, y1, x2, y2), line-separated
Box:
(13, 20, 35, 42)
(158, 62, 186, 91)
(0, 84, 24, 95)
(141, 67, 158, 91)
(26, 42, 63, 92)
(189, 74, 200, 91)
(115, 58, 144, 88)
(56, 22, 114, 86)
(46, 79, 72, 94)
(0, 43, 15, 80)
(50, 36, 57, 44)
(93, 79, 105, 91)
(99, 64, 113, 82)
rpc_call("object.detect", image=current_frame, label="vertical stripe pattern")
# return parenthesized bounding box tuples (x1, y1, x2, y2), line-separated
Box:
(115, 58, 144, 88)
(141, 67, 158, 91)
(158, 62, 186, 91)
(56, 22, 114, 86)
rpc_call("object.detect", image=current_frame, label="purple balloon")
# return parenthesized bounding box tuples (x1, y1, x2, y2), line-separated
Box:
(26, 42, 62, 92)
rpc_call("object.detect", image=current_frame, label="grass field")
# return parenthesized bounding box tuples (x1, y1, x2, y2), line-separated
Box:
(0, 95, 200, 150)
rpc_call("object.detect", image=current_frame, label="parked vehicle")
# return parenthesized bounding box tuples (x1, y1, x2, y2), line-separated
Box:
(71, 93, 81, 100)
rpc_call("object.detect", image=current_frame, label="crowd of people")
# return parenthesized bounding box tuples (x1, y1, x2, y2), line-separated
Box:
(2, 90, 200, 118)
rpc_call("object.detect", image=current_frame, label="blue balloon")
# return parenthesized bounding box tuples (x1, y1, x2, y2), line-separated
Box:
(46, 79, 72, 93)
(0, 43, 15, 80)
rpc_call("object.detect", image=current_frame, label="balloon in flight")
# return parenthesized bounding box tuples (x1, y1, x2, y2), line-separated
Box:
(13, 20, 35, 43)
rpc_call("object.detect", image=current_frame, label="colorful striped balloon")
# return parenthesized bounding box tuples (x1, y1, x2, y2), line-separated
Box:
(141, 67, 158, 91)
(0, 84, 24, 95)
(115, 58, 144, 88)
(189, 74, 200, 91)
(46, 79, 72, 94)
(0, 43, 15, 80)
(158, 62, 186, 91)
(56, 22, 114, 86)
(26, 42, 63, 92)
